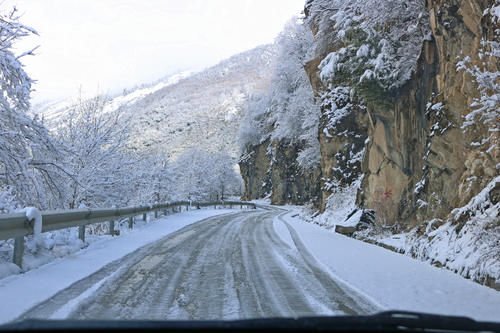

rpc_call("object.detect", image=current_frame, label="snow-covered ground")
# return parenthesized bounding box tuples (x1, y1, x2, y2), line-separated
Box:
(274, 210, 500, 321)
(296, 177, 500, 289)
(0, 209, 236, 324)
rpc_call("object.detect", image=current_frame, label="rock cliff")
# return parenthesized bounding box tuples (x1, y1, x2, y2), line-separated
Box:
(239, 0, 499, 286)
(240, 139, 321, 205)
(242, 0, 498, 227)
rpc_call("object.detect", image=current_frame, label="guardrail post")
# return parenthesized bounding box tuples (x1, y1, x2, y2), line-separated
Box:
(78, 225, 85, 242)
(109, 221, 115, 236)
(186, 204, 189, 211)
(13, 236, 24, 268)
(128, 217, 134, 229)
(143, 213, 147, 221)
(154, 210, 158, 218)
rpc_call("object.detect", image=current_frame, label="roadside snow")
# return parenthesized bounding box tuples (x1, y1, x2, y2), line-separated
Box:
(274, 210, 500, 321)
(361, 176, 500, 286)
(0, 209, 235, 324)
(23, 207, 42, 250)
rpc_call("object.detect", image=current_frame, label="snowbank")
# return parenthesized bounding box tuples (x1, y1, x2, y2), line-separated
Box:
(403, 177, 500, 287)
(299, 176, 500, 290)
(274, 211, 500, 321)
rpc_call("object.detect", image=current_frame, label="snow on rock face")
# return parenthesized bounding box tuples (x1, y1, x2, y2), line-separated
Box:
(311, 0, 430, 90)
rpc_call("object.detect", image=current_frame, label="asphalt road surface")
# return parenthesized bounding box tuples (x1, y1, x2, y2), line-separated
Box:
(18, 208, 377, 320)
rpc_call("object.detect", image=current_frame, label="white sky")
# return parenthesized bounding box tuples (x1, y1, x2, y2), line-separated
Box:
(7, 0, 305, 103)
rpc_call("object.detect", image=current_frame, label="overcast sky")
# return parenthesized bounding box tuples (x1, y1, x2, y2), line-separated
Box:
(7, 0, 305, 103)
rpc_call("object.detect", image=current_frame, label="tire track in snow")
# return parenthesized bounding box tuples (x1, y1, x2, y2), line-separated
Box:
(18, 209, 377, 320)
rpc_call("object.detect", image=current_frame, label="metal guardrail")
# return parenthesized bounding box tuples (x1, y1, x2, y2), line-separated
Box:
(0, 200, 256, 268)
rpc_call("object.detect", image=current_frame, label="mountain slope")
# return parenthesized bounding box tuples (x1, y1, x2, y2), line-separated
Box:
(38, 44, 277, 160)
(118, 45, 276, 159)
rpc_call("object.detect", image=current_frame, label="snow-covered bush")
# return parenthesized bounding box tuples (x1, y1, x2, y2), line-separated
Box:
(0, 187, 20, 213)
(305, 179, 360, 229)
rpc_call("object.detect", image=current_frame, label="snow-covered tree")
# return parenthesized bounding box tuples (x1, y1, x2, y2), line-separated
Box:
(240, 18, 321, 169)
(209, 152, 242, 200)
(55, 95, 134, 208)
(173, 148, 241, 201)
(0, 6, 63, 209)
(131, 154, 173, 205)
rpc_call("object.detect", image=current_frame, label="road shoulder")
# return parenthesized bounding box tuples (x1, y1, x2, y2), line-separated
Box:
(274, 210, 500, 322)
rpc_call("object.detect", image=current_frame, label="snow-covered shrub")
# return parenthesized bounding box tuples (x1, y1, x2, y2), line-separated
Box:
(311, 179, 361, 228)
(321, 86, 352, 135)
(309, 0, 429, 94)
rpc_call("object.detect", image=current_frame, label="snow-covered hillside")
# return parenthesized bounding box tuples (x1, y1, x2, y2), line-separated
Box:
(37, 45, 277, 160)
(33, 72, 192, 124)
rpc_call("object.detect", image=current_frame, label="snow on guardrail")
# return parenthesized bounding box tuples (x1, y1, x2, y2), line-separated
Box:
(0, 200, 256, 268)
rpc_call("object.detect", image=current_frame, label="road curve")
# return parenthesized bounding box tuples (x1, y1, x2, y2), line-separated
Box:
(18, 209, 377, 320)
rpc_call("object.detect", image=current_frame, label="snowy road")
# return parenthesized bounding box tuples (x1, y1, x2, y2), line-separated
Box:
(17, 209, 376, 320)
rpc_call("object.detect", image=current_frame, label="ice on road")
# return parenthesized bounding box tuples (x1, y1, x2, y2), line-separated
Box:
(18, 209, 377, 320)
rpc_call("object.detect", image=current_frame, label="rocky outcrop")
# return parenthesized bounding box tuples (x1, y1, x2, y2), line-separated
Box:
(239, 139, 272, 201)
(318, 91, 370, 211)
(239, 139, 321, 205)
(241, 0, 498, 231)
(268, 140, 321, 205)
(303, 0, 499, 229)
(239, 0, 499, 288)
(358, 40, 438, 227)
(422, 0, 499, 215)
